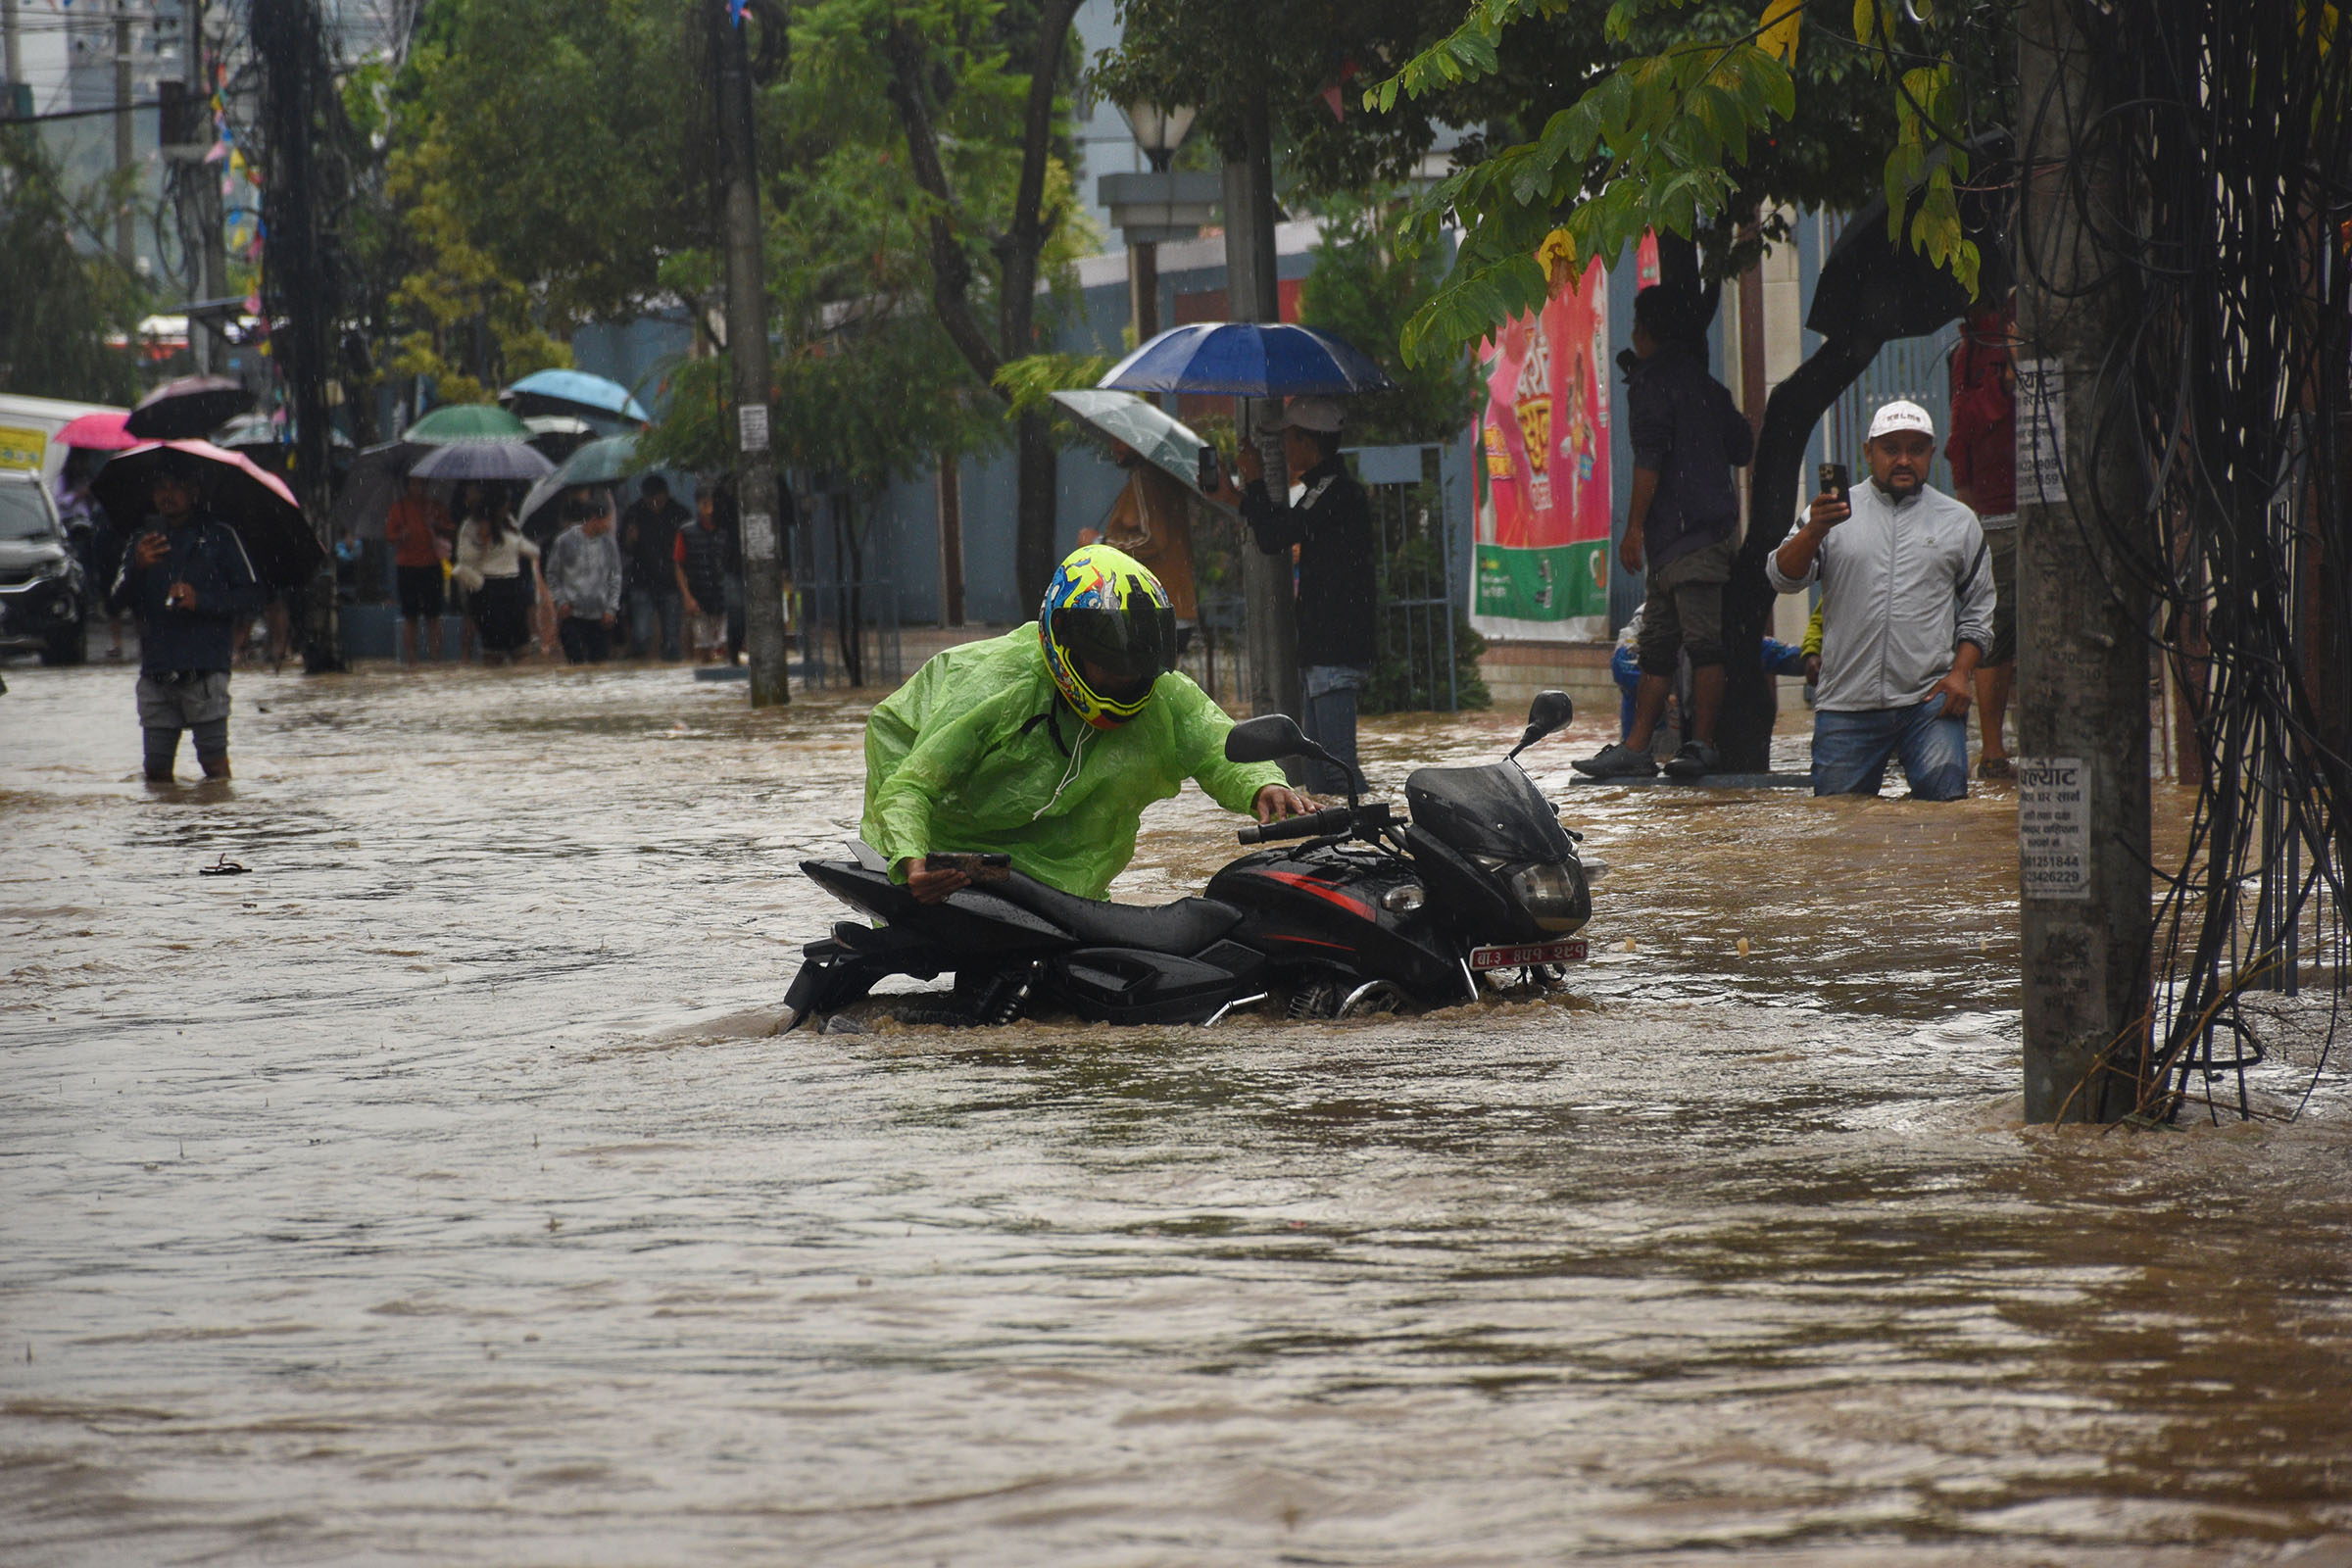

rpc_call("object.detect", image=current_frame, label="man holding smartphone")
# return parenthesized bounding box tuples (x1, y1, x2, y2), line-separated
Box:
(1767, 400, 1996, 800)
(108, 450, 266, 782)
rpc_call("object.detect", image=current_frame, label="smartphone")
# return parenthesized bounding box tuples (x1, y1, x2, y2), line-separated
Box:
(1818, 462, 1850, 506)
(1197, 446, 1220, 493)
(924, 852, 1011, 882)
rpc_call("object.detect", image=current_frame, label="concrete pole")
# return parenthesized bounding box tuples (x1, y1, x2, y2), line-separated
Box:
(2015, 0, 2152, 1122)
(936, 452, 964, 626)
(4, 0, 24, 105)
(712, 0, 790, 707)
(115, 9, 135, 267)
(1220, 84, 1300, 720)
(1129, 239, 1158, 341)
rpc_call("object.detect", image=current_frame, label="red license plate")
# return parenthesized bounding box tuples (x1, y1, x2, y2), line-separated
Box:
(1468, 938, 1589, 970)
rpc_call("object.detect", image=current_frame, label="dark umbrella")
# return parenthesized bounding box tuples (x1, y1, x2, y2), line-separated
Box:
(125, 375, 256, 440)
(1098, 322, 1396, 397)
(410, 441, 558, 482)
(91, 440, 323, 590)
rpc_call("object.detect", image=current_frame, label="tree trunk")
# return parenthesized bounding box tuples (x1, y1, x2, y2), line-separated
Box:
(1712, 333, 1884, 772)
(1014, 412, 1058, 611)
(881, 0, 1079, 616)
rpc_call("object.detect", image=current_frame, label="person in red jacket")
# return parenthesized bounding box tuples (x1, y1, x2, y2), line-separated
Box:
(1947, 300, 2017, 779)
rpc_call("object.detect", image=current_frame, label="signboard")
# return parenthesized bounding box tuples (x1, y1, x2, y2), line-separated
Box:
(742, 510, 775, 562)
(2018, 756, 2091, 899)
(0, 425, 47, 472)
(1470, 255, 1613, 640)
(737, 404, 769, 453)
(2015, 357, 2065, 504)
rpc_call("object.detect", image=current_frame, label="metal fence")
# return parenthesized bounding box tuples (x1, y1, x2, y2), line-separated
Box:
(792, 493, 904, 689)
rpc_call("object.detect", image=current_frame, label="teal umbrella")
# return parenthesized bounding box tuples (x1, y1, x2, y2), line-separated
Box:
(403, 404, 534, 444)
(517, 432, 642, 531)
(1049, 389, 1235, 514)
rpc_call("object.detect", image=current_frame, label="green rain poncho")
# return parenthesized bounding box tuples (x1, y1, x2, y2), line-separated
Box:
(862, 627, 1287, 901)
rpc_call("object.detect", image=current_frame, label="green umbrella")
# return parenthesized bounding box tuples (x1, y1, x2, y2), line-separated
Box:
(1049, 388, 1236, 514)
(402, 403, 534, 444)
(516, 433, 642, 530)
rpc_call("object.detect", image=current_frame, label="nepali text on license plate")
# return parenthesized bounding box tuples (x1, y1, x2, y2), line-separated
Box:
(1468, 938, 1589, 970)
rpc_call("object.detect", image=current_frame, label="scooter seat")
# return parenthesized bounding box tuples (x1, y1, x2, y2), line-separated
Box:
(979, 869, 1244, 956)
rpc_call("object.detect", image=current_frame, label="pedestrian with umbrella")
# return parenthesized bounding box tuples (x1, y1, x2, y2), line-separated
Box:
(453, 482, 548, 665)
(384, 475, 457, 665)
(1051, 390, 1231, 663)
(1215, 397, 1377, 795)
(1100, 321, 1396, 796)
(102, 447, 268, 781)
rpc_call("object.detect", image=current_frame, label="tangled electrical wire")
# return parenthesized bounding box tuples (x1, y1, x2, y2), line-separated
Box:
(2022, 0, 2352, 1122)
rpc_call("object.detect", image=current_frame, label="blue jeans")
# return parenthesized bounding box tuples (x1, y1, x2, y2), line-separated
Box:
(1302, 663, 1370, 795)
(628, 585, 683, 661)
(1611, 641, 1642, 737)
(1811, 699, 1969, 800)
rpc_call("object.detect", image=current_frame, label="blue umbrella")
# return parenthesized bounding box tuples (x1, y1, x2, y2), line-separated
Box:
(1097, 322, 1397, 397)
(498, 368, 653, 424)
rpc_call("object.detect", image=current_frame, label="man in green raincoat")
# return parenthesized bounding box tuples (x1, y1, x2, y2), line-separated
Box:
(864, 544, 1313, 903)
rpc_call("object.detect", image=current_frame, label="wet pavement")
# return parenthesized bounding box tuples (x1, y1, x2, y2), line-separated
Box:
(4, 658, 2350, 1565)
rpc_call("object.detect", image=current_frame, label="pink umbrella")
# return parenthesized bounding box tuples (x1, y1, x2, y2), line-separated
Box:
(91, 439, 322, 589)
(57, 411, 136, 450)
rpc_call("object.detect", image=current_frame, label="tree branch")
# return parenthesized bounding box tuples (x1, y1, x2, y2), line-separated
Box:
(995, 0, 1083, 357)
(880, 24, 1004, 393)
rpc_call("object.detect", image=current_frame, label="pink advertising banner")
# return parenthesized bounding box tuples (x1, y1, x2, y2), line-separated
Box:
(1472, 254, 1614, 639)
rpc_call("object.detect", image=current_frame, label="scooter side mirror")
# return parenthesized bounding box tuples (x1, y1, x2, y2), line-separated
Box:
(1508, 690, 1575, 760)
(1225, 712, 1313, 765)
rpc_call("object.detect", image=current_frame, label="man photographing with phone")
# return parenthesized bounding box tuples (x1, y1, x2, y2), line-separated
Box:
(1768, 400, 1996, 800)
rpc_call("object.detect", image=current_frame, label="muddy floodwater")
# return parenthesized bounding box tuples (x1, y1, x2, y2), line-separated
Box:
(5, 659, 2350, 1566)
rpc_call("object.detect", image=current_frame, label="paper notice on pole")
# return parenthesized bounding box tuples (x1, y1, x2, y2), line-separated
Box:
(2015, 358, 2065, 505)
(737, 404, 769, 453)
(742, 511, 776, 562)
(2018, 756, 2091, 899)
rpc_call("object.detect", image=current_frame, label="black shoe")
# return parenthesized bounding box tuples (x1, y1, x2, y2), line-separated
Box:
(1572, 741, 1660, 779)
(1662, 740, 1719, 780)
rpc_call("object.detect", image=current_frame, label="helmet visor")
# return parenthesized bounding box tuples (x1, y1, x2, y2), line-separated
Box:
(1052, 602, 1178, 700)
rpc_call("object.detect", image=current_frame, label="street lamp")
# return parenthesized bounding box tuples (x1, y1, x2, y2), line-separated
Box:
(1102, 100, 1212, 340)
(1117, 100, 1197, 173)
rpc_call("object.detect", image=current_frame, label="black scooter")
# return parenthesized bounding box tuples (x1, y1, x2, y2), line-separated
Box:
(782, 691, 1592, 1030)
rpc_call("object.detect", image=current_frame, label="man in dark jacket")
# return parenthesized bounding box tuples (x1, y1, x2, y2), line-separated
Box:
(1575, 285, 1755, 781)
(109, 451, 266, 781)
(1230, 397, 1376, 795)
(673, 485, 734, 662)
(618, 474, 690, 660)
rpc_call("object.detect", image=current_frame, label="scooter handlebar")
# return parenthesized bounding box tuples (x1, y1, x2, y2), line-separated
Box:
(1237, 805, 1354, 845)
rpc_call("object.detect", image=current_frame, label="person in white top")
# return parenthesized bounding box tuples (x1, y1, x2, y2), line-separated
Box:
(1766, 400, 1996, 800)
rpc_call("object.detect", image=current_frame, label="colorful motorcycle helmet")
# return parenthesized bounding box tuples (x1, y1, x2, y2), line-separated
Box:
(1038, 544, 1179, 729)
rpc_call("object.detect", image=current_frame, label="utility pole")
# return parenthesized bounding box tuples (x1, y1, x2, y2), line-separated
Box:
(4, 0, 24, 116)
(2015, 0, 2152, 1121)
(187, 0, 227, 374)
(1220, 83, 1299, 720)
(115, 6, 135, 267)
(711, 0, 789, 707)
(253, 0, 342, 672)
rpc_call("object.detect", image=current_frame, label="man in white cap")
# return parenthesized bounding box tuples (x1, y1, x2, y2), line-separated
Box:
(1222, 396, 1376, 794)
(1767, 398, 1996, 800)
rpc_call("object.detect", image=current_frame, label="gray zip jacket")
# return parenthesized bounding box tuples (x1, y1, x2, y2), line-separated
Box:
(544, 524, 623, 619)
(1766, 481, 1994, 712)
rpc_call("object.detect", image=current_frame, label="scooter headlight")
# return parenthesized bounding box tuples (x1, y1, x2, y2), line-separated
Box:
(1504, 860, 1586, 934)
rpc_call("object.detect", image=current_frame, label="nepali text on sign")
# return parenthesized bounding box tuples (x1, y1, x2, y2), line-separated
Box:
(2017, 755, 2091, 900)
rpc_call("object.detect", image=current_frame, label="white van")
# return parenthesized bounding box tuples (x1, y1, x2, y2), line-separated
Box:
(0, 392, 130, 488)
